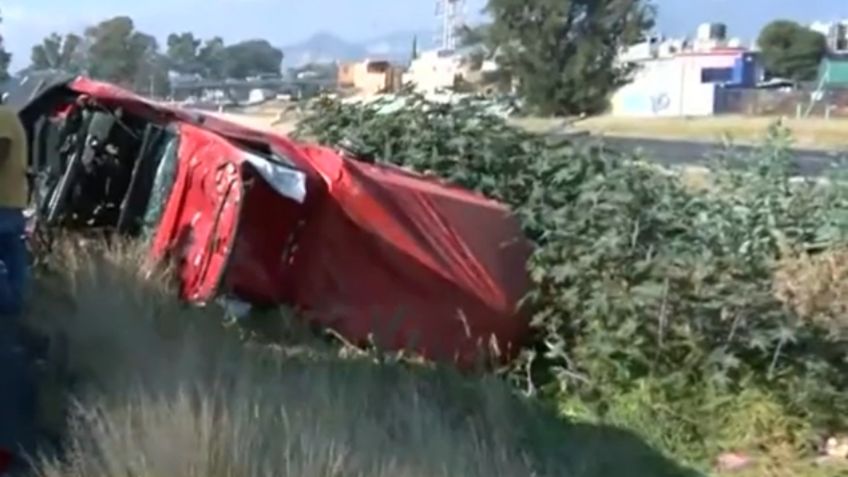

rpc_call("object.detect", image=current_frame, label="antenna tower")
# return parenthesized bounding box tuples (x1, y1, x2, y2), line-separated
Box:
(435, 0, 465, 52)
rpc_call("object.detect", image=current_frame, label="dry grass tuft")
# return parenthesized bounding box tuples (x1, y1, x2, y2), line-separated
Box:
(773, 248, 848, 334)
(38, 367, 544, 477)
(24, 237, 698, 477)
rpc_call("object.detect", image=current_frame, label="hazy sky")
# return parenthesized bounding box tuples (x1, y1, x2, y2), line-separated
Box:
(1, 0, 846, 70)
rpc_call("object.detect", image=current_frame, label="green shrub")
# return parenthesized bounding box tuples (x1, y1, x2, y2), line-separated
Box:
(295, 95, 848, 468)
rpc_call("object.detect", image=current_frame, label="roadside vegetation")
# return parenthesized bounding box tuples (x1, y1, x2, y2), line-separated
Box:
(293, 94, 848, 475)
(5, 0, 847, 472)
(24, 238, 695, 477)
(19, 93, 848, 477)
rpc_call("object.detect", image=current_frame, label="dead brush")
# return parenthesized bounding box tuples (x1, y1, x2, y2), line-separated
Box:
(24, 235, 699, 477)
(35, 363, 547, 477)
(23, 235, 243, 446)
(772, 248, 848, 336)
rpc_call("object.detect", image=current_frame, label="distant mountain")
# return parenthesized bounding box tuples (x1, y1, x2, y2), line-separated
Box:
(281, 33, 366, 66)
(282, 31, 438, 67)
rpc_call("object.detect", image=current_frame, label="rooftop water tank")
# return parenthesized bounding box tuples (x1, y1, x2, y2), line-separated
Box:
(696, 22, 727, 41)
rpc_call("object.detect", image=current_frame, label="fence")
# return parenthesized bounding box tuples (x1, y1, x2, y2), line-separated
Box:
(714, 87, 848, 118)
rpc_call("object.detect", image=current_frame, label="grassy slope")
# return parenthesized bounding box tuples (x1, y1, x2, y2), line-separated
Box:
(24, 240, 698, 477)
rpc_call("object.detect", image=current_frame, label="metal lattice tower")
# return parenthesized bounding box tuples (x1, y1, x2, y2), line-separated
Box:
(435, 0, 465, 52)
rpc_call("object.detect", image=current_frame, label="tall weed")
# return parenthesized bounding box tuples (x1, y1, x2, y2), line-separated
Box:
(28, 238, 697, 477)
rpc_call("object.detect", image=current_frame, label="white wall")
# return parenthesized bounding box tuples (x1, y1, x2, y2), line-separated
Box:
(611, 54, 743, 117)
(403, 50, 464, 92)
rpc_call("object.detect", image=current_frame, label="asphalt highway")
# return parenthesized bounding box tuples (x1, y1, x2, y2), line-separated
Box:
(573, 135, 846, 177)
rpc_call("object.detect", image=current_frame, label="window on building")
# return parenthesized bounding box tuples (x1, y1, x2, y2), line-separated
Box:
(366, 61, 390, 73)
(701, 67, 733, 83)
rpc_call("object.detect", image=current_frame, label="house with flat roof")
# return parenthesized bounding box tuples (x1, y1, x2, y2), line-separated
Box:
(611, 48, 763, 117)
(337, 59, 404, 97)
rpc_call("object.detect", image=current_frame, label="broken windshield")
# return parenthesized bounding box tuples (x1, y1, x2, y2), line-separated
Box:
(141, 134, 180, 240)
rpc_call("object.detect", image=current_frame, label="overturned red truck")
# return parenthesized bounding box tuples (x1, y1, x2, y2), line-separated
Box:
(17, 76, 533, 367)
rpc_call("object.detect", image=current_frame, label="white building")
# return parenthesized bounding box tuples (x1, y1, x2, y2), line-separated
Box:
(620, 23, 743, 63)
(619, 35, 689, 62)
(611, 49, 762, 117)
(247, 88, 275, 104)
(403, 49, 466, 93)
(611, 23, 760, 117)
(810, 20, 848, 53)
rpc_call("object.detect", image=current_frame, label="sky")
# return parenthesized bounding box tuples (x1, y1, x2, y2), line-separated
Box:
(1, 0, 846, 71)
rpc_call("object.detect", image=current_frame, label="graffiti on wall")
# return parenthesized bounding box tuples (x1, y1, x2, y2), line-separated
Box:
(650, 92, 670, 114)
(616, 89, 676, 117)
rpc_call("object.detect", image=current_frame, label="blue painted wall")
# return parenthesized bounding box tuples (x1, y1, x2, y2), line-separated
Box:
(699, 52, 761, 88)
(730, 52, 760, 87)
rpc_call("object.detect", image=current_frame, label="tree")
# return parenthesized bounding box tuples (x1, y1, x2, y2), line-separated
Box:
(166, 32, 202, 75)
(164, 34, 285, 80)
(30, 33, 84, 73)
(0, 10, 12, 81)
(84, 16, 162, 87)
(477, 0, 654, 115)
(459, 24, 495, 72)
(197, 37, 227, 79)
(130, 32, 170, 96)
(757, 20, 827, 82)
(221, 39, 283, 79)
(410, 35, 419, 62)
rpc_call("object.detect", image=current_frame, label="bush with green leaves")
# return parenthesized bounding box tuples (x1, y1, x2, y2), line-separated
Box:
(295, 95, 848, 468)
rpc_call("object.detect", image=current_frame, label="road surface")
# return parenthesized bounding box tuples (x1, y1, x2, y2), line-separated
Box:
(571, 135, 846, 177)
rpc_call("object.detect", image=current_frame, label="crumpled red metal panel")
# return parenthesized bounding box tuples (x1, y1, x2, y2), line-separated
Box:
(149, 122, 243, 304)
(283, 146, 533, 366)
(222, 166, 307, 305)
